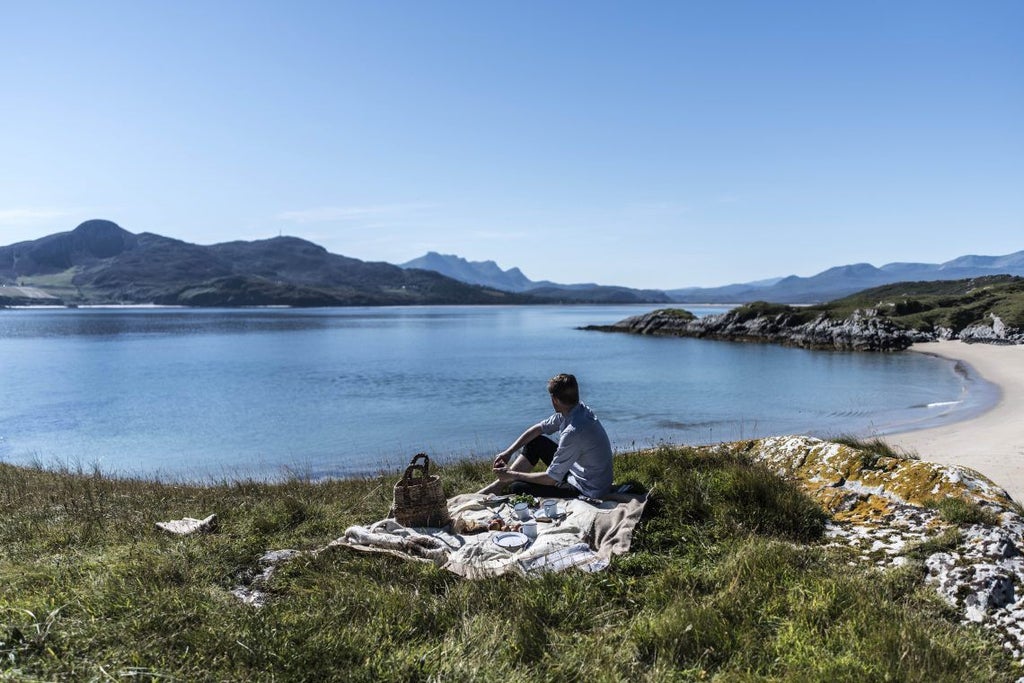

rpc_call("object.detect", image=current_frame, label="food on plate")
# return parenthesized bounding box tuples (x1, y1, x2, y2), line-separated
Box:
(508, 493, 537, 508)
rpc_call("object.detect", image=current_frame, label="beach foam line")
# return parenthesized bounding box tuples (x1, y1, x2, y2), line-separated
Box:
(926, 400, 963, 408)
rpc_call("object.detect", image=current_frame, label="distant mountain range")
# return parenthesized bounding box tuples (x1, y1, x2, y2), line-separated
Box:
(667, 253, 1024, 303)
(402, 250, 1024, 305)
(0, 220, 532, 307)
(400, 252, 672, 303)
(4, 220, 1023, 308)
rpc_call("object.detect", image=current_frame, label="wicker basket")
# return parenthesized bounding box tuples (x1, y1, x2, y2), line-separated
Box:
(391, 453, 451, 528)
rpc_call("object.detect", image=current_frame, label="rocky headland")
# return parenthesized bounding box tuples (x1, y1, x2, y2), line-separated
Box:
(584, 276, 1024, 351)
(584, 305, 930, 351)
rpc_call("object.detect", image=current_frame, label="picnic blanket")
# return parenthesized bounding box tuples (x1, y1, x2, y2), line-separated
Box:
(332, 491, 649, 579)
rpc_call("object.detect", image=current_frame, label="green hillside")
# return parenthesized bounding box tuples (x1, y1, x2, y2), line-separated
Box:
(732, 275, 1024, 335)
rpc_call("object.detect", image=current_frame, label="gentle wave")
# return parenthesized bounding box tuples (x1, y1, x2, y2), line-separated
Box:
(828, 409, 873, 418)
(655, 419, 726, 430)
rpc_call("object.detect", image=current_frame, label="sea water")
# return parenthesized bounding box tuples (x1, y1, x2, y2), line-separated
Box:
(0, 305, 997, 481)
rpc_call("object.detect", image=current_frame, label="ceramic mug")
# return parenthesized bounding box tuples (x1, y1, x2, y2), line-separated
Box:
(522, 520, 538, 539)
(514, 502, 530, 520)
(542, 499, 558, 518)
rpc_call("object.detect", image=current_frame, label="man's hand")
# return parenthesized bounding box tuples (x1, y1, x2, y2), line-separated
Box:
(492, 452, 509, 469)
(493, 466, 516, 483)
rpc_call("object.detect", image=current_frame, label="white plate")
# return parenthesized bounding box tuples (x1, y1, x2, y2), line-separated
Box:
(492, 531, 530, 550)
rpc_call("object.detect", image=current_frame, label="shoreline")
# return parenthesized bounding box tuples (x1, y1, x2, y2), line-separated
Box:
(885, 341, 1024, 504)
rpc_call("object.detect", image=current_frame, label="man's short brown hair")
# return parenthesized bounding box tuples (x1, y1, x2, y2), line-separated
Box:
(547, 373, 580, 405)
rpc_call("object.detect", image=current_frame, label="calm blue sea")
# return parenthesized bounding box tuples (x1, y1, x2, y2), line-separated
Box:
(0, 305, 997, 481)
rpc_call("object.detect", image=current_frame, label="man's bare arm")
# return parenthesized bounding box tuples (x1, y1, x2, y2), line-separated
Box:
(492, 424, 543, 467)
(494, 467, 558, 487)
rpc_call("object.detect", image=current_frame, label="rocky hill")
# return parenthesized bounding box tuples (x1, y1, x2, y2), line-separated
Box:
(0, 220, 532, 307)
(585, 276, 1024, 350)
(400, 252, 535, 291)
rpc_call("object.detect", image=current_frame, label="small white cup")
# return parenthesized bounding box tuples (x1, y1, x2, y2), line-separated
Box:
(514, 502, 530, 521)
(542, 499, 558, 518)
(522, 520, 537, 539)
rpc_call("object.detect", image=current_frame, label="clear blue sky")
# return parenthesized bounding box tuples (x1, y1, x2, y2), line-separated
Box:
(1, 1, 1021, 289)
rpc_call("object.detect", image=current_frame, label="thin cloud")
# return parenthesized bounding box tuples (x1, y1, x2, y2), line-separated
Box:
(275, 203, 439, 224)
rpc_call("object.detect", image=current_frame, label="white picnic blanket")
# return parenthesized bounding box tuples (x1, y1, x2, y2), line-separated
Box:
(332, 491, 649, 579)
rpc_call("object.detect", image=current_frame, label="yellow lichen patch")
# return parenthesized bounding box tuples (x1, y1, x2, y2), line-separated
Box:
(830, 493, 895, 525)
(733, 435, 1015, 514)
(803, 487, 854, 514)
(731, 437, 866, 486)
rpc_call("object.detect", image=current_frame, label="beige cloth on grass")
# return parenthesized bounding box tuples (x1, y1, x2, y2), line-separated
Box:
(333, 491, 649, 579)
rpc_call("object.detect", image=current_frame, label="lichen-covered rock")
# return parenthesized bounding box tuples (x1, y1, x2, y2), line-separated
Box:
(738, 436, 1014, 515)
(721, 435, 1024, 663)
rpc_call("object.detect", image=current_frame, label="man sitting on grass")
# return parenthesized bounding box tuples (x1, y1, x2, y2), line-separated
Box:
(478, 373, 613, 500)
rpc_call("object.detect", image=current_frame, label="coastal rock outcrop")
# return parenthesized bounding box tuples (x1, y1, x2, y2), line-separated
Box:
(726, 435, 1024, 661)
(587, 277, 1024, 349)
(585, 307, 932, 351)
(959, 314, 1024, 344)
(586, 305, 1024, 351)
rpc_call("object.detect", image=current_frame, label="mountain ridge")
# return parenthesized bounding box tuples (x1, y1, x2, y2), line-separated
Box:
(0, 221, 531, 307)
(402, 248, 1024, 305)
(668, 252, 1024, 303)
(399, 251, 672, 303)
(5, 220, 1023, 307)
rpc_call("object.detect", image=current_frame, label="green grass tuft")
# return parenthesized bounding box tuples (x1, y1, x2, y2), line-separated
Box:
(925, 496, 1002, 527)
(833, 435, 919, 466)
(905, 527, 963, 561)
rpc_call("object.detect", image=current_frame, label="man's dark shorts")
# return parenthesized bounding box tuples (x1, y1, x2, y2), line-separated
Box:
(508, 435, 581, 499)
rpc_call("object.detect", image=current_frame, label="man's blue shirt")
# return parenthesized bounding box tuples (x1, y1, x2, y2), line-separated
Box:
(537, 402, 613, 499)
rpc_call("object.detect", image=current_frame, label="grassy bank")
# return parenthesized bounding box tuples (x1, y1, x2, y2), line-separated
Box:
(0, 447, 1015, 681)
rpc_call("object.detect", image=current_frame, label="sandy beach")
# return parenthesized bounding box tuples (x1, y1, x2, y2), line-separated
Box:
(885, 341, 1024, 504)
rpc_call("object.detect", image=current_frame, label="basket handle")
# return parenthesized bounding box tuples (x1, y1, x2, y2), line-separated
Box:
(402, 453, 432, 482)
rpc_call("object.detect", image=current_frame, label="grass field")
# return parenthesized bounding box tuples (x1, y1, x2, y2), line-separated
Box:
(0, 446, 1015, 681)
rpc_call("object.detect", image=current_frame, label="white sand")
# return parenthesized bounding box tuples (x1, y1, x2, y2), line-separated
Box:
(885, 341, 1024, 504)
